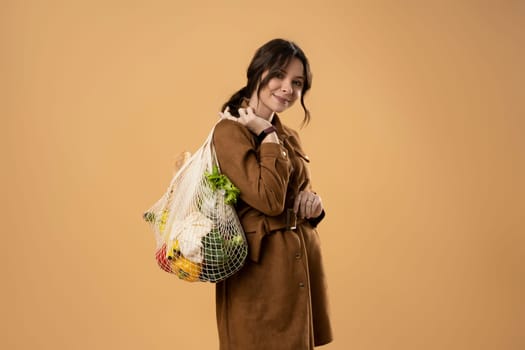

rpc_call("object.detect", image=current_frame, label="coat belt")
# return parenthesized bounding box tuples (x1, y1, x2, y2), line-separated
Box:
(266, 208, 306, 232)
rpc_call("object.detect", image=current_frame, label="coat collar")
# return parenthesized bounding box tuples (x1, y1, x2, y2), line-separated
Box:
(270, 114, 288, 137)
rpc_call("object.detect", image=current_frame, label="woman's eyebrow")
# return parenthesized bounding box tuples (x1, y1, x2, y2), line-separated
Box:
(278, 68, 305, 80)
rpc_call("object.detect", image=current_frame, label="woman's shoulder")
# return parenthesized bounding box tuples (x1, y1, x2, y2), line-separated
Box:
(214, 118, 254, 144)
(215, 118, 248, 134)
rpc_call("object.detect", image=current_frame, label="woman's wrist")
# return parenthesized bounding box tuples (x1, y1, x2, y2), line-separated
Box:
(251, 121, 273, 134)
(257, 126, 277, 143)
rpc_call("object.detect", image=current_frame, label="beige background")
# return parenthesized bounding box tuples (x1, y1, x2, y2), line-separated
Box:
(2, 1, 524, 349)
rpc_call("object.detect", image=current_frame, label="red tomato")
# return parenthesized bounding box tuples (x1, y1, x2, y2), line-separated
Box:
(155, 243, 172, 273)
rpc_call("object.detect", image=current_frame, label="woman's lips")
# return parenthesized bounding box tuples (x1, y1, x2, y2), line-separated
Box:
(273, 94, 290, 104)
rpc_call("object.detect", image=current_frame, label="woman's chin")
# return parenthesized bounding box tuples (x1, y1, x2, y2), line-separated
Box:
(271, 105, 289, 114)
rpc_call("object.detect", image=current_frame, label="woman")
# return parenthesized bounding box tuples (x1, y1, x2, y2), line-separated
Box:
(213, 38, 333, 349)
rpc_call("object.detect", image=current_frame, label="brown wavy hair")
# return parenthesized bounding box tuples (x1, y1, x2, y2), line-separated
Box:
(221, 38, 313, 126)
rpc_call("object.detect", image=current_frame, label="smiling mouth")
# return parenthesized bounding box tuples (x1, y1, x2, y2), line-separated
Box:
(273, 94, 290, 104)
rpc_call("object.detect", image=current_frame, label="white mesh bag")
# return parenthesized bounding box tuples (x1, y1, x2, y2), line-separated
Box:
(144, 125, 247, 282)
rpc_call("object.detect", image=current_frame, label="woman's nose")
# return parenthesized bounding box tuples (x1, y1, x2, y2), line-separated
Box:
(281, 81, 293, 94)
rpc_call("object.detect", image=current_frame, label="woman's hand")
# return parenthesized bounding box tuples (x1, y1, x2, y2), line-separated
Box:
(294, 191, 323, 219)
(218, 106, 236, 120)
(219, 107, 272, 135)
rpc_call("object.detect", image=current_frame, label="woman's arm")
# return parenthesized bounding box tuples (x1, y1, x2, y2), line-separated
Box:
(213, 119, 292, 216)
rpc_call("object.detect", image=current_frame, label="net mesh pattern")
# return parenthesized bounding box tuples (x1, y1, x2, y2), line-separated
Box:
(144, 127, 247, 282)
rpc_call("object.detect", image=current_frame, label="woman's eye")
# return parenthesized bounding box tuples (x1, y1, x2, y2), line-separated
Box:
(276, 72, 285, 79)
(293, 80, 303, 88)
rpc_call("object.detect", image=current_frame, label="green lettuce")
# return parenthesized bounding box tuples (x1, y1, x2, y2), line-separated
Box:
(205, 166, 241, 205)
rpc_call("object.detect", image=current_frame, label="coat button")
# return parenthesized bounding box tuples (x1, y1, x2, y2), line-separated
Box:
(282, 151, 287, 157)
(295, 253, 301, 260)
(299, 282, 305, 288)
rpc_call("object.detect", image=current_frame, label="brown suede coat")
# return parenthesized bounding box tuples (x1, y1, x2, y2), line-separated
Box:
(213, 116, 333, 350)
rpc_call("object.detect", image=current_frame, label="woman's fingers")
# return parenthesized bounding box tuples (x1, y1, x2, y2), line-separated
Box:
(219, 106, 236, 120)
(309, 195, 323, 219)
(246, 107, 257, 117)
(238, 108, 247, 118)
(300, 196, 308, 219)
(305, 196, 315, 219)
(293, 191, 305, 215)
(294, 191, 323, 219)
(236, 107, 270, 133)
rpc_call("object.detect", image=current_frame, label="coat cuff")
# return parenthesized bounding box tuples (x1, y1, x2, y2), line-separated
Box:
(308, 210, 326, 227)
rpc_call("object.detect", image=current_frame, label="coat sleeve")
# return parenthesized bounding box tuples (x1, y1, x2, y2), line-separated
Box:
(285, 126, 327, 227)
(213, 119, 292, 216)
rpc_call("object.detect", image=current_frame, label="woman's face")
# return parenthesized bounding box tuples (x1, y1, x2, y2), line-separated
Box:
(250, 57, 305, 119)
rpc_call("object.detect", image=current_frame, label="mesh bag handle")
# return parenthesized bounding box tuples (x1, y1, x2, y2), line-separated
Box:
(144, 124, 247, 282)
